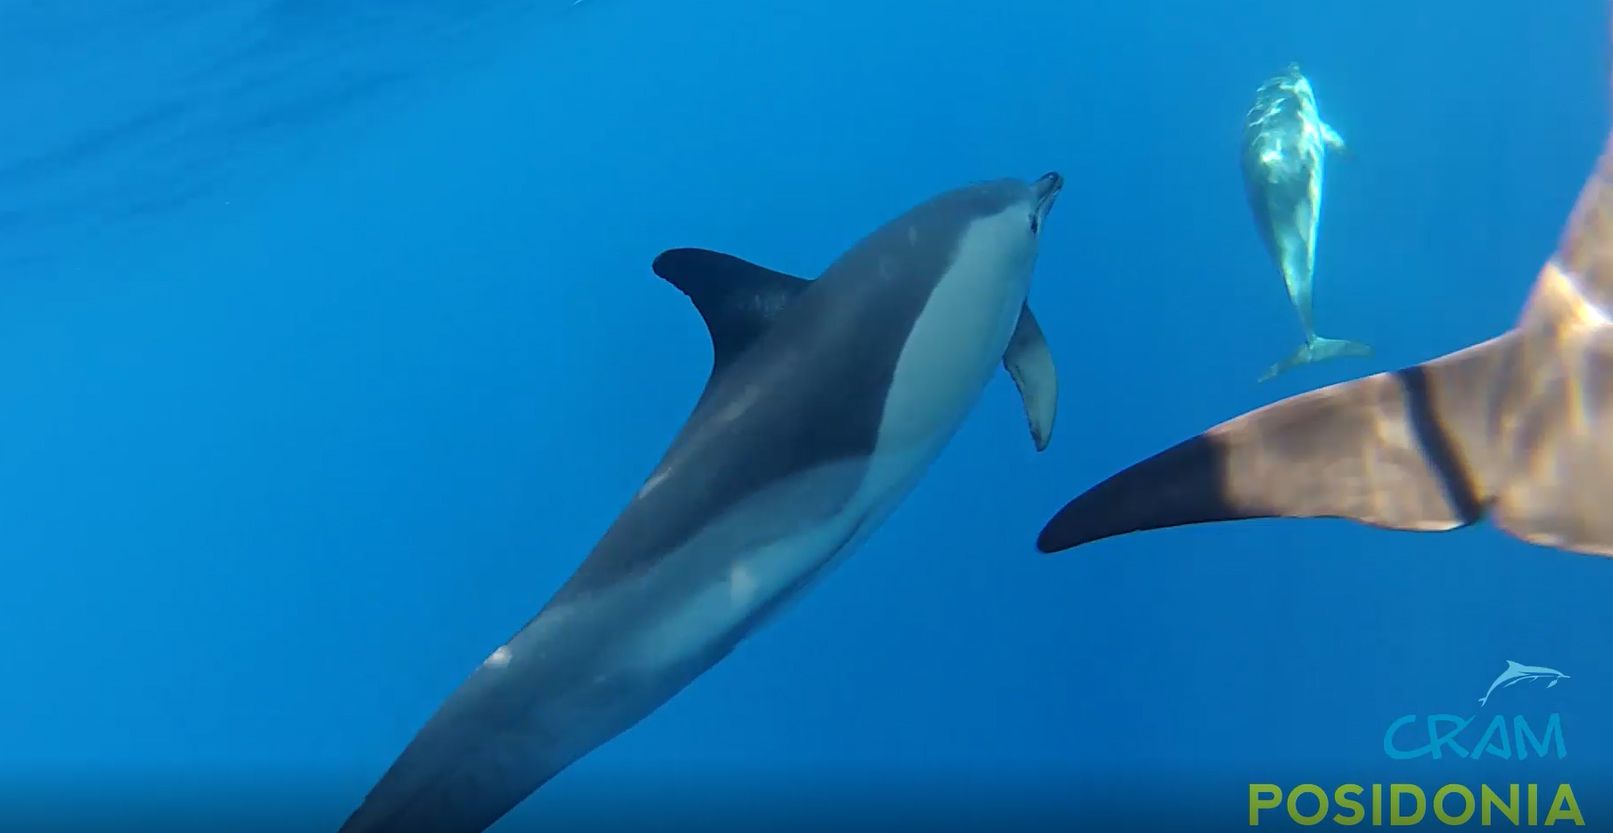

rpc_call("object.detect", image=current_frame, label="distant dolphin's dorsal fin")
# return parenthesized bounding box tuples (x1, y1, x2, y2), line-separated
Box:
(1002, 303, 1057, 451)
(651, 248, 812, 376)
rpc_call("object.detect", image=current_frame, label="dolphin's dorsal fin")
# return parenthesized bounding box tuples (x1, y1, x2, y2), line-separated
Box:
(1003, 303, 1057, 451)
(651, 248, 812, 377)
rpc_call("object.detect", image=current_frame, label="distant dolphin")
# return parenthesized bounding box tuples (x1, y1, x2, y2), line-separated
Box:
(338, 173, 1065, 833)
(1479, 661, 1569, 707)
(1241, 63, 1370, 382)
(1036, 28, 1613, 558)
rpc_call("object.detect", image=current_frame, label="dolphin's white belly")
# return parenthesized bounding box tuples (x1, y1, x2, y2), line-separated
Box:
(870, 218, 1033, 461)
(1292, 118, 1326, 266)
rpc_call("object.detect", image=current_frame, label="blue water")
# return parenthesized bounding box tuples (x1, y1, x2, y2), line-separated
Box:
(2, 0, 1611, 829)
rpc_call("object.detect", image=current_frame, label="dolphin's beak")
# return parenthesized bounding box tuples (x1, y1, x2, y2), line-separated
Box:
(1033, 171, 1063, 220)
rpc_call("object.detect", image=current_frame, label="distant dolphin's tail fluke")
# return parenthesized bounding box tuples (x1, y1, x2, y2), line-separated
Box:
(1258, 335, 1374, 382)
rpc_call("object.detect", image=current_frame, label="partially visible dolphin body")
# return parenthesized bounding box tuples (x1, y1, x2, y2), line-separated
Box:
(338, 173, 1066, 833)
(1036, 31, 1613, 559)
(1479, 661, 1570, 707)
(1241, 64, 1371, 382)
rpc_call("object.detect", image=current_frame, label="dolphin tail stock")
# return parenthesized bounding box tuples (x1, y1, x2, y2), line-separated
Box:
(334, 612, 678, 833)
(1257, 335, 1374, 383)
(1037, 333, 1517, 554)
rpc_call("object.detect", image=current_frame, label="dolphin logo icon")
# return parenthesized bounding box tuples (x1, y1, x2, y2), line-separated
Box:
(1479, 660, 1570, 707)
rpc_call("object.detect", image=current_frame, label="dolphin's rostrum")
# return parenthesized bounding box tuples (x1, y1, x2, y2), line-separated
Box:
(338, 173, 1065, 833)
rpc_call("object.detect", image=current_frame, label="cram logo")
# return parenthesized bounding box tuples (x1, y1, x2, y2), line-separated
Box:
(1481, 662, 1570, 707)
(1385, 660, 1569, 761)
(1248, 660, 1583, 827)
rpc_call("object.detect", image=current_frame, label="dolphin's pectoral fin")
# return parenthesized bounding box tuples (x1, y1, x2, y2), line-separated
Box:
(1549, 679, 1560, 688)
(1037, 334, 1517, 553)
(1321, 121, 1348, 156)
(1002, 303, 1057, 451)
(651, 248, 813, 376)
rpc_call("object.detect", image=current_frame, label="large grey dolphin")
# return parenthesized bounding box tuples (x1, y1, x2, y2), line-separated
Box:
(338, 173, 1065, 833)
(1242, 63, 1371, 382)
(1037, 37, 1613, 558)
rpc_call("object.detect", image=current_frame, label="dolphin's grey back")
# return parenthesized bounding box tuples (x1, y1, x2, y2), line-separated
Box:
(1038, 28, 1613, 558)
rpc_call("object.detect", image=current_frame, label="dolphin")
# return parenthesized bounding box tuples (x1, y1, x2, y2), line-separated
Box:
(1479, 660, 1570, 707)
(337, 173, 1066, 833)
(1241, 63, 1371, 382)
(1036, 27, 1613, 559)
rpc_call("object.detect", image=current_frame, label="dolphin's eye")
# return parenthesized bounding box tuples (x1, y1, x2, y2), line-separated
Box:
(1029, 213, 1040, 234)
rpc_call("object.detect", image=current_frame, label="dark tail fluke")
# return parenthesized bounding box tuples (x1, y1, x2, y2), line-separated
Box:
(1036, 433, 1252, 552)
